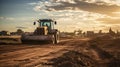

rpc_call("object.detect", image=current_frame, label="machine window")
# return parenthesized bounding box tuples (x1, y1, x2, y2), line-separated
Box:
(41, 22, 51, 27)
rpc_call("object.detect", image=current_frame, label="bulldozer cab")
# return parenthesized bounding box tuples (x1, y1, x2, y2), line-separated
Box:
(40, 21, 51, 30)
(39, 19, 56, 30)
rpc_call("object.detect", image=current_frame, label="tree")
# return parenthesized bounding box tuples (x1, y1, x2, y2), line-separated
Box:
(99, 30, 102, 34)
(16, 29, 24, 35)
(109, 27, 115, 36)
(77, 29, 82, 35)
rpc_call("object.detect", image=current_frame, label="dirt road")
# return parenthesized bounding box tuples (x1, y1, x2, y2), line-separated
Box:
(0, 37, 120, 67)
(0, 38, 88, 67)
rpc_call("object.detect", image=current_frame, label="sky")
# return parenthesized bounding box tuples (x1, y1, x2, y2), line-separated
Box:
(0, 0, 120, 33)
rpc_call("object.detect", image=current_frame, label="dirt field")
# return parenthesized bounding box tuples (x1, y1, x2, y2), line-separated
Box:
(0, 36, 120, 67)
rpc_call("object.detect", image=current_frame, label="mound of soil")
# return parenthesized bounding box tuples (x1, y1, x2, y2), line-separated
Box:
(88, 35, 120, 67)
(43, 51, 98, 67)
(42, 35, 120, 67)
(88, 35, 120, 49)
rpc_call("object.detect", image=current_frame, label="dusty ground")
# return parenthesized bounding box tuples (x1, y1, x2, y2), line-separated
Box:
(0, 36, 120, 67)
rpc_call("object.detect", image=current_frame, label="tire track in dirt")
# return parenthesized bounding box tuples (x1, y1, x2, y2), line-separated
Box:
(0, 47, 70, 66)
(19, 47, 72, 67)
(0, 38, 89, 67)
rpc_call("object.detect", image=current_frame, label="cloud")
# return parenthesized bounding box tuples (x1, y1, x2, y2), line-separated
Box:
(32, 0, 120, 16)
(82, 0, 120, 6)
(27, 2, 37, 5)
(46, 0, 120, 16)
(55, 0, 76, 4)
(27, 0, 120, 32)
(32, 0, 61, 12)
(97, 17, 120, 24)
(0, 17, 14, 21)
(33, 6, 42, 11)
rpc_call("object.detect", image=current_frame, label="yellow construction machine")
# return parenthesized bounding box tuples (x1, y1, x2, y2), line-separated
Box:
(21, 19, 59, 44)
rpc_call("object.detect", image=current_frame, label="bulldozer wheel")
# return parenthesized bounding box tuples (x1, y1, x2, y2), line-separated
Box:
(52, 32, 59, 44)
(54, 34, 57, 44)
(21, 40, 29, 44)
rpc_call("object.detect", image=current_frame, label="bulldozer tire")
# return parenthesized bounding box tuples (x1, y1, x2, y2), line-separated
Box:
(54, 34, 57, 44)
(53, 32, 59, 44)
(21, 40, 29, 44)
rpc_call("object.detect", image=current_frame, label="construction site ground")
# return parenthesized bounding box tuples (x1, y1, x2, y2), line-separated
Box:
(0, 36, 120, 67)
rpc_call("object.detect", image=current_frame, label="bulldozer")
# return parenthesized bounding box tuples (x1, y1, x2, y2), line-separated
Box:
(21, 19, 59, 44)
